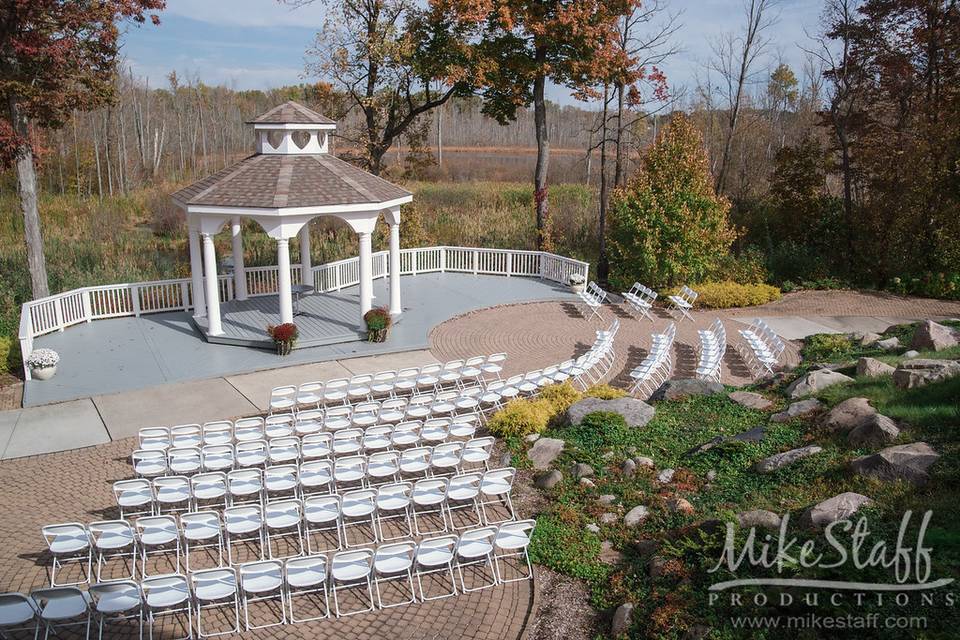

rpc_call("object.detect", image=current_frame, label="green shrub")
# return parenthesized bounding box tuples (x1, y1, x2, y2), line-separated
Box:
(0, 336, 11, 375)
(487, 398, 555, 437)
(583, 384, 627, 400)
(801, 333, 854, 362)
(665, 280, 781, 308)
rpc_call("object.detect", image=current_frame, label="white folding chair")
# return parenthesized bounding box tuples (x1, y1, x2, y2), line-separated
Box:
(238, 560, 286, 630)
(370, 370, 397, 397)
(668, 285, 697, 322)
(332, 429, 363, 457)
(284, 555, 329, 623)
(267, 437, 301, 466)
(330, 549, 375, 617)
(153, 476, 192, 514)
(303, 495, 343, 554)
(323, 405, 353, 432)
(234, 440, 267, 469)
(430, 442, 464, 477)
(391, 421, 421, 449)
(479, 467, 516, 524)
(430, 390, 459, 417)
(392, 368, 419, 396)
(139, 428, 170, 452)
(462, 437, 495, 471)
(226, 469, 263, 508)
(340, 489, 378, 548)
(322, 379, 350, 406)
(265, 414, 295, 440)
(347, 374, 374, 402)
(200, 445, 234, 473)
(480, 353, 507, 381)
(415, 364, 442, 392)
(377, 397, 407, 424)
(399, 447, 431, 479)
(135, 516, 181, 577)
(351, 402, 380, 429)
(264, 499, 304, 560)
(299, 459, 334, 498)
(375, 482, 413, 541)
(301, 433, 333, 461)
(333, 456, 367, 490)
(493, 519, 536, 582)
(113, 479, 155, 519)
(223, 505, 264, 566)
(190, 472, 228, 511)
(413, 536, 458, 601)
(132, 450, 167, 479)
(421, 418, 450, 445)
(455, 526, 499, 592)
(167, 447, 202, 476)
(191, 567, 240, 638)
(89, 520, 137, 582)
(373, 541, 417, 609)
(141, 574, 191, 640)
(201, 422, 233, 447)
(362, 425, 393, 454)
(295, 381, 324, 411)
(169, 424, 202, 449)
(412, 478, 449, 536)
(268, 386, 297, 415)
(233, 418, 265, 444)
(460, 356, 485, 386)
(447, 473, 483, 530)
(180, 511, 224, 572)
(42, 523, 92, 586)
(0, 592, 39, 640)
(30, 587, 91, 640)
(294, 409, 324, 437)
(438, 359, 465, 389)
(367, 451, 401, 485)
(88, 580, 143, 640)
(405, 394, 434, 420)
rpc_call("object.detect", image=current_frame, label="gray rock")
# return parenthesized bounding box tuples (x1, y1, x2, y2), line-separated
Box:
(657, 468, 675, 484)
(524, 433, 540, 443)
(860, 332, 882, 346)
(848, 414, 900, 448)
(706, 469, 717, 481)
(893, 359, 960, 389)
(600, 540, 623, 565)
(648, 555, 669, 578)
(786, 370, 854, 398)
(728, 391, 774, 411)
(904, 350, 920, 358)
(579, 477, 595, 488)
(753, 445, 824, 473)
(802, 492, 873, 529)
(822, 397, 877, 432)
(650, 379, 725, 401)
(877, 337, 901, 351)
(586, 523, 600, 534)
(602, 451, 615, 460)
(572, 462, 594, 479)
(633, 539, 659, 556)
(857, 357, 896, 378)
(600, 512, 618, 524)
(527, 437, 564, 470)
(771, 399, 824, 422)
(737, 509, 782, 530)
(910, 320, 958, 352)
(498, 453, 513, 467)
(567, 396, 656, 428)
(849, 442, 940, 486)
(634, 456, 655, 468)
(622, 459, 637, 477)
(611, 603, 634, 638)
(598, 494, 616, 506)
(624, 505, 650, 526)
(534, 470, 563, 490)
(667, 497, 695, 514)
(687, 426, 767, 456)
(732, 426, 766, 442)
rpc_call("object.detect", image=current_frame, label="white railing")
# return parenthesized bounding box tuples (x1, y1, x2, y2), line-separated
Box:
(18, 246, 589, 379)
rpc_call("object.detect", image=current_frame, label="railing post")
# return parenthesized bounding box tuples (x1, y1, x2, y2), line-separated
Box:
(82, 289, 93, 322)
(472, 249, 478, 275)
(181, 282, 191, 311)
(506, 252, 512, 277)
(131, 285, 142, 317)
(539, 252, 547, 280)
(53, 297, 64, 331)
(439, 247, 446, 272)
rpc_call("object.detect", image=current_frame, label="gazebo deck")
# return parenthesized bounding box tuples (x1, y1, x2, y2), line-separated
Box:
(192, 288, 367, 348)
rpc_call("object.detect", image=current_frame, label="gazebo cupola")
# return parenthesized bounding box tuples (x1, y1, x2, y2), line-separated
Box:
(171, 100, 412, 343)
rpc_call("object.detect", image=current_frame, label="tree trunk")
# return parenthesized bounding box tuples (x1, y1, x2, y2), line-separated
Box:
(533, 59, 551, 251)
(597, 85, 611, 284)
(9, 97, 51, 299)
(614, 80, 625, 188)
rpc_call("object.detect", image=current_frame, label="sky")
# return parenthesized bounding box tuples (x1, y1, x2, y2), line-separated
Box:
(122, 0, 826, 107)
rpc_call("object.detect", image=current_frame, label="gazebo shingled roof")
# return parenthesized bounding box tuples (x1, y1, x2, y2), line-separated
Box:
(247, 100, 336, 125)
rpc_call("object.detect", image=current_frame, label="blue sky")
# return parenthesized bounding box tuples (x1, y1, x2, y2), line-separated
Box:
(122, 0, 825, 106)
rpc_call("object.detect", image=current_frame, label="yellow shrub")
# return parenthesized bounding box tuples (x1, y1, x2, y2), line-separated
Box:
(487, 399, 555, 438)
(665, 281, 781, 309)
(539, 381, 582, 413)
(583, 384, 628, 399)
(0, 336, 12, 376)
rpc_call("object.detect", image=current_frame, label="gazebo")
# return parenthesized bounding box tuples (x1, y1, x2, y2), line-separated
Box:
(172, 101, 413, 346)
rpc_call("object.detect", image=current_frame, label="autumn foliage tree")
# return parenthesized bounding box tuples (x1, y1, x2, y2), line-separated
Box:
(608, 114, 739, 288)
(0, 0, 164, 299)
(435, 0, 636, 250)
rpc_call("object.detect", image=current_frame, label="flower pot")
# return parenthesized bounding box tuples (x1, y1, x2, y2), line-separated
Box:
(368, 328, 389, 343)
(31, 365, 57, 380)
(275, 342, 294, 356)
(570, 283, 585, 294)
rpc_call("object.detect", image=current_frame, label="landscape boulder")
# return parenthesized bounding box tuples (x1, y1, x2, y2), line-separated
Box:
(802, 492, 873, 529)
(893, 359, 960, 389)
(571, 462, 594, 479)
(634, 456, 655, 468)
(567, 397, 655, 428)
(600, 513, 618, 524)
(821, 397, 876, 432)
(622, 459, 637, 477)
(624, 505, 650, 526)
(685, 426, 766, 456)
(650, 379, 725, 401)
(667, 498, 695, 515)
(611, 603, 634, 638)
(656, 468, 675, 484)
(910, 320, 958, 352)
(527, 437, 564, 470)
(600, 540, 623, 565)
(770, 399, 824, 422)
(753, 445, 824, 473)
(876, 337, 900, 351)
(849, 442, 940, 486)
(737, 509, 782, 530)
(728, 391, 774, 411)
(534, 470, 563, 490)
(903, 350, 920, 358)
(785, 370, 853, 399)
(857, 357, 896, 378)
(848, 414, 900, 448)
(860, 332, 882, 347)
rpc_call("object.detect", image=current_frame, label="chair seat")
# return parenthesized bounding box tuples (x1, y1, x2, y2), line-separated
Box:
(495, 531, 529, 550)
(242, 573, 282, 594)
(95, 531, 135, 550)
(0, 599, 36, 625)
(375, 555, 412, 574)
(448, 487, 478, 501)
(183, 523, 220, 541)
(118, 492, 152, 507)
(457, 540, 493, 559)
(286, 566, 325, 588)
(305, 504, 340, 524)
(400, 461, 429, 474)
(141, 531, 178, 546)
(195, 582, 235, 602)
(40, 595, 89, 621)
(481, 479, 510, 496)
(95, 592, 140, 614)
(342, 502, 375, 518)
(416, 548, 453, 567)
(335, 469, 364, 483)
(377, 495, 410, 511)
(48, 536, 89, 555)
(267, 514, 300, 529)
(332, 561, 370, 582)
(145, 587, 189, 609)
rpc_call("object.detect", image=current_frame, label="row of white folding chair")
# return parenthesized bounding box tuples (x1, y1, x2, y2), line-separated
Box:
(629, 323, 677, 398)
(268, 354, 508, 414)
(622, 282, 658, 321)
(132, 417, 483, 479)
(119, 442, 499, 518)
(577, 281, 608, 321)
(668, 285, 698, 322)
(137, 416, 300, 453)
(696, 319, 726, 382)
(19, 519, 537, 639)
(59, 469, 517, 582)
(737, 319, 786, 376)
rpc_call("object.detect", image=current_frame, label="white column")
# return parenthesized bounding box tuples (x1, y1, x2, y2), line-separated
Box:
(389, 222, 402, 316)
(358, 231, 373, 320)
(277, 237, 294, 324)
(299, 223, 313, 288)
(201, 233, 223, 335)
(188, 227, 206, 316)
(231, 216, 248, 301)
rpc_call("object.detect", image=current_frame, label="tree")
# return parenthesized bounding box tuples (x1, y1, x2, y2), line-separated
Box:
(608, 114, 739, 288)
(291, 0, 475, 175)
(437, 0, 636, 250)
(0, 0, 164, 299)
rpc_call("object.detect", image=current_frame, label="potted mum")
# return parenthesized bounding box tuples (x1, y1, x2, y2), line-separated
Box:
(26, 348, 60, 380)
(267, 323, 299, 355)
(364, 307, 392, 342)
(569, 272, 586, 293)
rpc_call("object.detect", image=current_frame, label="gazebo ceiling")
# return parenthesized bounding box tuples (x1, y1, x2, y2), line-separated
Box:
(171, 153, 411, 210)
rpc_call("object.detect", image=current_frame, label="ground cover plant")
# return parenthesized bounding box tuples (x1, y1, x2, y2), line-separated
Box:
(497, 321, 960, 639)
